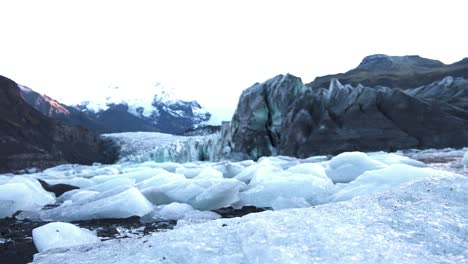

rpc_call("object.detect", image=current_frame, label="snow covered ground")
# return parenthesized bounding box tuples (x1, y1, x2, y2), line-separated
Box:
(0, 134, 467, 263)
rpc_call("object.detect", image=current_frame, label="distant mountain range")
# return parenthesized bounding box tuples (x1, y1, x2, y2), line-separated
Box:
(18, 84, 211, 135)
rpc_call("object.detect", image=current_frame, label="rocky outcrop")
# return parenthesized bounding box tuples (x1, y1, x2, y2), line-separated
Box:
(0, 76, 118, 173)
(229, 74, 468, 160)
(308, 55, 468, 89)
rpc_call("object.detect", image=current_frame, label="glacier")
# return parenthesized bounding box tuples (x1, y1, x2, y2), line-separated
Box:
(0, 132, 467, 262)
(33, 173, 467, 263)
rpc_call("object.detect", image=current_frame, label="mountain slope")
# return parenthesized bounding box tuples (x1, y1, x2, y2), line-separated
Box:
(0, 75, 117, 173)
(308, 55, 468, 89)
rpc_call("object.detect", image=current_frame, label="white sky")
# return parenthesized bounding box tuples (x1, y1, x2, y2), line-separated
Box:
(0, 0, 467, 123)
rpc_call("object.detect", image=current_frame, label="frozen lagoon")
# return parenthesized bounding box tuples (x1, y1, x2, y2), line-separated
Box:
(0, 132, 466, 263)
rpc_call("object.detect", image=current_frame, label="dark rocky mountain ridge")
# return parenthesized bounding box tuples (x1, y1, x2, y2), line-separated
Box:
(308, 54, 468, 89)
(228, 73, 468, 160)
(0, 76, 118, 173)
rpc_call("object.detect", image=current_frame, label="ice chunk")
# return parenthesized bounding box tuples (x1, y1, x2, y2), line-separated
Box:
(0, 177, 55, 218)
(190, 179, 242, 210)
(325, 151, 387, 183)
(240, 170, 334, 208)
(38, 187, 153, 221)
(212, 162, 245, 178)
(141, 180, 205, 205)
(157, 202, 194, 220)
(193, 167, 224, 180)
(286, 163, 328, 180)
(136, 171, 186, 190)
(271, 196, 311, 210)
(33, 222, 100, 253)
(368, 152, 426, 167)
(58, 190, 100, 203)
(332, 164, 435, 202)
(235, 163, 282, 184)
(87, 177, 135, 192)
(175, 166, 205, 178)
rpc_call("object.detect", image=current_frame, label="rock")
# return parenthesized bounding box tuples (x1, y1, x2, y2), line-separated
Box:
(0, 75, 119, 173)
(37, 179, 80, 197)
(229, 74, 468, 160)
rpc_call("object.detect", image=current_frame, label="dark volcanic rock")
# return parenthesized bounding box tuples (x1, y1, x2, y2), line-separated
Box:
(308, 54, 468, 89)
(229, 74, 468, 160)
(0, 75, 118, 173)
(37, 179, 79, 197)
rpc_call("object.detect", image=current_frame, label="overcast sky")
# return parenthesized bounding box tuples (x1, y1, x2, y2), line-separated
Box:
(1, 0, 467, 123)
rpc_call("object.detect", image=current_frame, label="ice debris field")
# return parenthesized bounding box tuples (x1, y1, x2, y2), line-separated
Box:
(0, 139, 467, 263)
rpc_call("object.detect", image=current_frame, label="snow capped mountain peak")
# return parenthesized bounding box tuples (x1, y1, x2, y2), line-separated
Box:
(75, 82, 211, 134)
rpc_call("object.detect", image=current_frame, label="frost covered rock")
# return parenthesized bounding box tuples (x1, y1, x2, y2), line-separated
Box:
(325, 152, 387, 183)
(33, 222, 100, 253)
(0, 177, 55, 218)
(33, 174, 468, 264)
(332, 164, 436, 202)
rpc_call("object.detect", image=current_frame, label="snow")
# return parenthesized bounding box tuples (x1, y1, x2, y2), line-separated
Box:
(32, 222, 100, 253)
(33, 174, 468, 263)
(324, 151, 387, 183)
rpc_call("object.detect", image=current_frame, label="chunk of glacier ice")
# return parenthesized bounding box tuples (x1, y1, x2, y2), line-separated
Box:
(33, 174, 468, 264)
(332, 164, 436, 202)
(240, 170, 333, 208)
(37, 187, 153, 221)
(33, 222, 100, 253)
(325, 151, 387, 183)
(463, 150, 468, 168)
(368, 152, 426, 167)
(212, 162, 245, 178)
(193, 167, 224, 180)
(0, 177, 55, 218)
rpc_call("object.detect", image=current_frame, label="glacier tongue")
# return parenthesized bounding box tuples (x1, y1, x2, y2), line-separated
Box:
(33, 174, 468, 264)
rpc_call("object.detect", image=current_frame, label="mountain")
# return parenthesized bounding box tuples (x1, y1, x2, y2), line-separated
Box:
(308, 55, 468, 89)
(0, 75, 117, 173)
(19, 83, 211, 135)
(228, 73, 468, 159)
